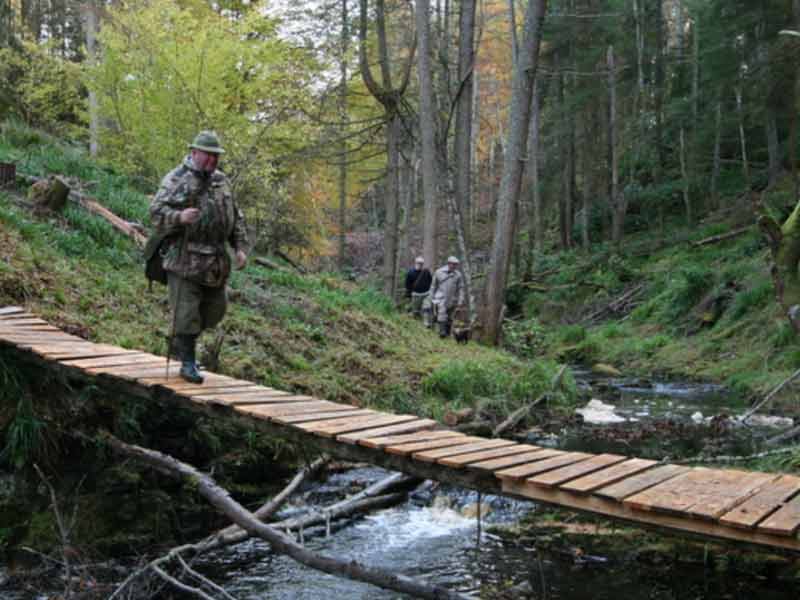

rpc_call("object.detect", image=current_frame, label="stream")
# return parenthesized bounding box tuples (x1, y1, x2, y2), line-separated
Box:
(197, 374, 799, 599)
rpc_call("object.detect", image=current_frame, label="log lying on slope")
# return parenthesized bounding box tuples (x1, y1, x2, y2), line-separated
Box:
(18, 173, 147, 248)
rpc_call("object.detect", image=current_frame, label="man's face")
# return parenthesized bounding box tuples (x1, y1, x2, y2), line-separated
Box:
(447, 261, 457, 272)
(415, 261, 424, 270)
(192, 149, 220, 174)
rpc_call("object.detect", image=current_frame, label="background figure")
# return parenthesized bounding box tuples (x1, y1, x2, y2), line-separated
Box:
(430, 256, 465, 338)
(404, 256, 432, 322)
(149, 130, 249, 383)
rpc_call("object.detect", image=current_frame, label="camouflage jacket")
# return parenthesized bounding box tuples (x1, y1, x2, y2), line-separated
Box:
(431, 266, 464, 309)
(150, 156, 248, 287)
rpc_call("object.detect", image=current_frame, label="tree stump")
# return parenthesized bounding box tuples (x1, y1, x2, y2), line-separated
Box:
(28, 176, 69, 213)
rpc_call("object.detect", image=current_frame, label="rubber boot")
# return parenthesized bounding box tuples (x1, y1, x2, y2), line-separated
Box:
(178, 334, 204, 384)
(438, 321, 448, 339)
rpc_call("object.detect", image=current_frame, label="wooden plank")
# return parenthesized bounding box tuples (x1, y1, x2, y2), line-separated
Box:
(275, 409, 380, 425)
(0, 306, 25, 315)
(189, 386, 292, 404)
(384, 435, 475, 456)
(0, 325, 61, 331)
(528, 454, 627, 488)
(413, 439, 516, 463)
(624, 468, 777, 520)
(495, 452, 591, 482)
(61, 353, 162, 368)
(292, 412, 382, 432)
(36, 344, 137, 357)
(300, 414, 419, 438)
(438, 444, 540, 468)
(354, 428, 459, 448)
(144, 376, 256, 389)
(560, 458, 658, 495)
(719, 475, 800, 530)
(234, 401, 353, 419)
(136, 373, 236, 387)
(174, 385, 262, 395)
(594, 464, 691, 502)
(226, 395, 316, 405)
(467, 449, 561, 473)
(0, 318, 51, 326)
(757, 492, 800, 537)
(86, 360, 170, 375)
(340, 420, 440, 445)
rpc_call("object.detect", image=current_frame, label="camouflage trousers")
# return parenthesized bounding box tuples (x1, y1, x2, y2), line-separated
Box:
(410, 292, 429, 319)
(168, 273, 227, 335)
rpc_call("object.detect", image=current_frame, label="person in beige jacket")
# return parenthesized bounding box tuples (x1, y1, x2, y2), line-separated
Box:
(430, 256, 465, 338)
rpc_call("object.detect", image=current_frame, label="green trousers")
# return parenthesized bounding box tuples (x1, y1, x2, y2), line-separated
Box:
(167, 273, 227, 335)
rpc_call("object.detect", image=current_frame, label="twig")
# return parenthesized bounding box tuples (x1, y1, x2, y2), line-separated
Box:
(103, 433, 469, 600)
(766, 424, 800, 447)
(176, 553, 239, 600)
(690, 225, 752, 247)
(151, 564, 219, 600)
(741, 367, 800, 423)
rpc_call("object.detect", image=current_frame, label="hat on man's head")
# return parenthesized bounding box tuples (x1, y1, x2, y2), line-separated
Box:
(189, 130, 225, 154)
(415, 256, 424, 264)
(447, 256, 460, 264)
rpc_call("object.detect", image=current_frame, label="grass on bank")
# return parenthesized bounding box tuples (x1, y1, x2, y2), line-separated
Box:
(0, 120, 574, 430)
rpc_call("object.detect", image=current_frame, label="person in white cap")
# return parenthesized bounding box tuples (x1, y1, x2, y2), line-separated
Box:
(404, 256, 432, 320)
(430, 256, 465, 338)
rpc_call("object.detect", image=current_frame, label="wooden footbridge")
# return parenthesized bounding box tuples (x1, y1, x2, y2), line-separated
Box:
(3, 306, 800, 554)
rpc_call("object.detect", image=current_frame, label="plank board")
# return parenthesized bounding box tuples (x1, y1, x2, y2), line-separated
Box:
(226, 395, 316, 405)
(495, 452, 592, 481)
(528, 454, 627, 488)
(0, 318, 52, 326)
(356, 429, 463, 449)
(0, 306, 24, 315)
(339, 419, 440, 445)
(437, 444, 540, 468)
(467, 449, 561, 473)
(37, 345, 139, 358)
(300, 414, 419, 438)
(560, 458, 658, 494)
(384, 435, 475, 456)
(413, 439, 517, 463)
(61, 353, 162, 368)
(275, 409, 385, 425)
(146, 377, 257, 390)
(86, 360, 170, 375)
(235, 401, 354, 420)
(757, 492, 800, 537)
(624, 468, 777, 520)
(719, 475, 800, 530)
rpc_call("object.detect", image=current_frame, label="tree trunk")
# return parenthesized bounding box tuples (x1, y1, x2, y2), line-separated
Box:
(736, 87, 751, 192)
(608, 45, 624, 247)
(397, 149, 413, 281)
(481, 0, 548, 345)
(765, 107, 781, 188)
(454, 0, 476, 248)
(711, 97, 722, 211)
(82, 1, 99, 158)
(384, 114, 401, 299)
(680, 127, 692, 226)
(654, 0, 665, 235)
(470, 69, 481, 230)
(338, 0, 349, 271)
(417, 0, 439, 268)
(528, 77, 544, 256)
(582, 103, 594, 249)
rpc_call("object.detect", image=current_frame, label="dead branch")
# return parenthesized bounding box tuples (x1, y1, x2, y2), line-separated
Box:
(741, 366, 800, 423)
(254, 256, 293, 273)
(274, 249, 307, 274)
(766, 424, 800, 447)
(581, 284, 645, 324)
(103, 433, 468, 600)
(492, 365, 567, 438)
(150, 563, 219, 600)
(690, 225, 752, 247)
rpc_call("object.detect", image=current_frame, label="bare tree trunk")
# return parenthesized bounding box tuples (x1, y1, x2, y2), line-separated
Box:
(711, 97, 722, 210)
(454, 0, 476, 247)
(417, 0, 439, 268)
(528, 77, 544, 256)
(680, 127, 692, 226)
(793, 0, 800, 200)
(338, 0, 349, 271)
(766, 108, 781, 187)
(82, 1, 99, 158)
(358, 0, 415, 300)
(736, 86, 751, 192)
(398, 150, 413, 280)
(608, 45, 625, 247)
(654, 0, 665, 235)
(470, 69, 481, 230)
(481, 0, 548, 345)
(582, 104, 594, 249)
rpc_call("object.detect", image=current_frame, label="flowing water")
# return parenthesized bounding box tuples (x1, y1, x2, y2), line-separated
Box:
(199, 376, 799, 599)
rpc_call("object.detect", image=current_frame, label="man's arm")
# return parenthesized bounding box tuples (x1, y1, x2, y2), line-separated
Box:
(150, 172, 196, 234)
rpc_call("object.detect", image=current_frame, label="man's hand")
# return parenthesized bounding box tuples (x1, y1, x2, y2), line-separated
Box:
(179, 208, 201, 225)
(235, 249, 247, 270)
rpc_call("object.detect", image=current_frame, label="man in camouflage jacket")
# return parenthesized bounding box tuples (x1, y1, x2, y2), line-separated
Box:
(430, 256, 465, 338)
(150, 130, 248, 383)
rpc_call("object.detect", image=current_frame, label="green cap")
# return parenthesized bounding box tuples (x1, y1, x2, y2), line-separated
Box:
(188, 130, 225, 154)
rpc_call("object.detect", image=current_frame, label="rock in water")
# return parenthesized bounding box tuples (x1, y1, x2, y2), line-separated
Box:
(576, 399, 626, 424)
